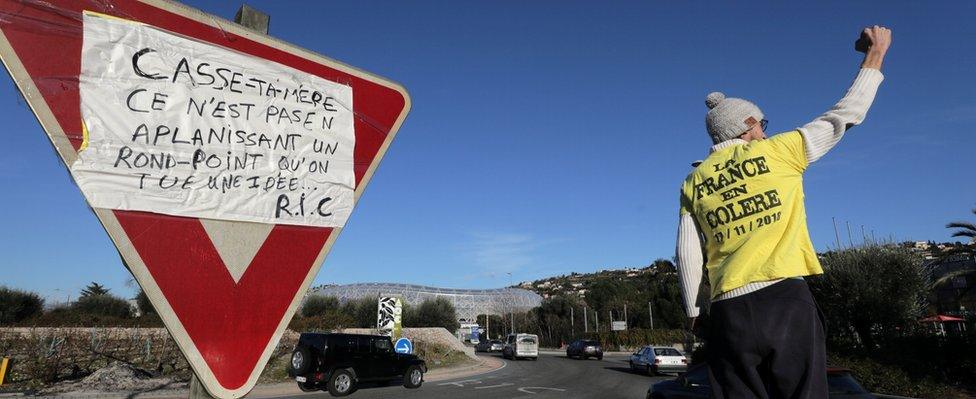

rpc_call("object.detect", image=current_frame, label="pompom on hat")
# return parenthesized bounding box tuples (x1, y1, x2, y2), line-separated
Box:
(704, 91, 764, 144)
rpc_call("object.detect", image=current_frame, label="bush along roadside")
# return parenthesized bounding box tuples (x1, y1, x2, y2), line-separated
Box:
(828, 352, 960, 399)
(581, 328, 687, 351)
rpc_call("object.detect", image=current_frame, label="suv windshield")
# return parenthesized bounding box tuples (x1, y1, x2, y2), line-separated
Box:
(582, 340, 600, 346)
(519, 337, 537, 344)
(374, 339, 391, 352)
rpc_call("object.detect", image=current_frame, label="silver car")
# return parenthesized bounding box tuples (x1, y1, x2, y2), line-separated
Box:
(630, 346, 688, 375)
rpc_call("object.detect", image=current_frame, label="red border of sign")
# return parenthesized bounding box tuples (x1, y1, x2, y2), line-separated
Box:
(0, 1, 410, 397)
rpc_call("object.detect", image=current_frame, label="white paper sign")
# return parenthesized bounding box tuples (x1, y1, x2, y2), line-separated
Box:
(72, 12, 355, 227)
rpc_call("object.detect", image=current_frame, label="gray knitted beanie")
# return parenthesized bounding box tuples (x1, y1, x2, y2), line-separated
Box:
(704, 92, 764, 144)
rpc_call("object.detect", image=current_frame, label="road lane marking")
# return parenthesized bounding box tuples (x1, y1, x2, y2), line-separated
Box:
(518, 387, 567, 394)
(438, 379, 482, 387)
(474, 383, 514, 390)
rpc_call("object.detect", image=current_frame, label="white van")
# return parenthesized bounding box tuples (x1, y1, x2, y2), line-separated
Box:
(502, 333, 538, 360)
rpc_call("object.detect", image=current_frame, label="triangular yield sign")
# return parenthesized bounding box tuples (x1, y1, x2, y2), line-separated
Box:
(0, 1, 410, 397)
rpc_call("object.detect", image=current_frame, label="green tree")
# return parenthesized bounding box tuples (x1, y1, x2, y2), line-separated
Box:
(302, 295, 340, 318)
(476, 314, 506, 340)
(80, 282, 110, 298)
(403, 297, 459, 332)
(291, 296, 354, 332)
(338, 297, 378, 328)
(0, 286, 44, 325)
(808, 245, 929, 352)
(72, 294, 133, 319)
(135, 288, 155, 316)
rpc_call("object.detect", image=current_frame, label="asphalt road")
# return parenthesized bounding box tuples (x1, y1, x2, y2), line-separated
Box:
(275, 352, 674, 399)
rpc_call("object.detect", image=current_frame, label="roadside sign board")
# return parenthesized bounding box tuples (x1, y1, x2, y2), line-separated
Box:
(377, 296, 403, 340)
(395, 338, 413, 354)
(611, 321, 627, 331)
(0, 1, 410, 398)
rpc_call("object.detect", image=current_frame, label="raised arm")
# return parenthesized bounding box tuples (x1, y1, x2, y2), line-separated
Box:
(676, 212, 704, 319)
(799, 26, 891, 163)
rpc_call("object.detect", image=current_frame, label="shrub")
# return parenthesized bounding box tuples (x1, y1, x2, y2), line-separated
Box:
(71, 294, 133, 319)
(403, 298, 459, 332)
(0, 286, 44, 325)
(582, 328, 687, 351)
(289, 312, 355, 332)
(135, 289, 155, 316)
(301, 296, 339, 318)
(336, 297, 380, 328)
(808, 245, 929, 351)
(828, 352, 957, 398)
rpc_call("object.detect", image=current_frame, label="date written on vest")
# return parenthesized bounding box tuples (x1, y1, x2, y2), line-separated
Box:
(694, 156, 783, 241)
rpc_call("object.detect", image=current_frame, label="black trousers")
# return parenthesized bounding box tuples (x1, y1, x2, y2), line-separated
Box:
(706, 278, 827, 399)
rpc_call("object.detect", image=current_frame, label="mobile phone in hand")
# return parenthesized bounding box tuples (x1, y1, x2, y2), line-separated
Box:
(855, 31, 870, 53)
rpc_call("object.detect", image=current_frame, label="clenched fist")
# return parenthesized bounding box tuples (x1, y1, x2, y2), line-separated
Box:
(858, 25, 891, 70)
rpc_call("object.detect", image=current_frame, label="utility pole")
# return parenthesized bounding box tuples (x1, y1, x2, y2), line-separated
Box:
(485, 313, 489, 340)
(189, 5, 269, 399)
(595, 310, 599, 332)
(832, 217, 841, 249)
(507, 272, 514, 334)
(649, 301, 654, 330)
(584, 306, 588, 332)
(846, 221, 854, 249)
(624, 304, 628, 327)
(570, 307, 575, 337)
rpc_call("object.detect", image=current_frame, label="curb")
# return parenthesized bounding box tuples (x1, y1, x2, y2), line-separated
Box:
(28, 355, 506, 398)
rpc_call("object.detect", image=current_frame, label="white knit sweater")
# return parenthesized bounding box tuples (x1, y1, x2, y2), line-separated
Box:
(676, 68, 885, 318)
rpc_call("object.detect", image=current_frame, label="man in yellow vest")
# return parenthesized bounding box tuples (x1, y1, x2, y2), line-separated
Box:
(676, 26, 891, 398)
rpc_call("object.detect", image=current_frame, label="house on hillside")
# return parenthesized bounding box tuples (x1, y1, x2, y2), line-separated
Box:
(928, 253, 976, 318)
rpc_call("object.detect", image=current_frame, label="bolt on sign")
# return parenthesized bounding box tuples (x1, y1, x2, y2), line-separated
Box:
(0, 1, 410, 397)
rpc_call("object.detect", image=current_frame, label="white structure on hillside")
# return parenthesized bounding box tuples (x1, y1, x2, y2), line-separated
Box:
(308, 283, 543, 323)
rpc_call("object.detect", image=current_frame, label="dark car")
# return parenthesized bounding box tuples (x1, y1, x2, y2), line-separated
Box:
(566, 339, 604, 360)
(476, 339, 504, 352)
(288, 333, 427, 397)
(646, 364, 876, 399)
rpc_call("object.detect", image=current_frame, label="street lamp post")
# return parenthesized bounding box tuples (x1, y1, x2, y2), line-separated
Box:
(507, 272, 514, 334)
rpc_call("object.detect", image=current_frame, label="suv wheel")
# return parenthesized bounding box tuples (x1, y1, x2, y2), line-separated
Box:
(290, 347, 313, 375)
(327, 369, 356, 397)
(403, 365, 424, 389)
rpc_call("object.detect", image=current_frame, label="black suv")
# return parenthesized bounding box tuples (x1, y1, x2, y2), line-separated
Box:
(566, 339, 604, 360)
(288, 333, 427, 396)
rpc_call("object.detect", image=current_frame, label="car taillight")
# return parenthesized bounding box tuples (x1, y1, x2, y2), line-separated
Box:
(681, 359, 687, 364)
(314, 372, 324, 381)
(655, 358, 661, 364)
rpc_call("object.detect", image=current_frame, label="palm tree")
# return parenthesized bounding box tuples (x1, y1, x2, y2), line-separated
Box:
(947, 208, 976, 243)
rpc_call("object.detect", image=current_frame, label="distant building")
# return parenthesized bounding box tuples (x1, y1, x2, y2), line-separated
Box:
(308, 283, 543, 323)
(928, 253, 976, 317)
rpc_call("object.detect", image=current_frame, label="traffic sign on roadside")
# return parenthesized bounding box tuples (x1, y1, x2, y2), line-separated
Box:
(0, 1, 410, 398)
(395, 338, 413, 354)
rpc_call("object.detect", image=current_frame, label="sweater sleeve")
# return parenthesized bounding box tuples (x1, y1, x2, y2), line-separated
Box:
(798, 68, 885, 163)
(676, 212, 704, 318)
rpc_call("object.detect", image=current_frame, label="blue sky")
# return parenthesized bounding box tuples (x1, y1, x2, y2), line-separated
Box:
(2, 1, 974, 302)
